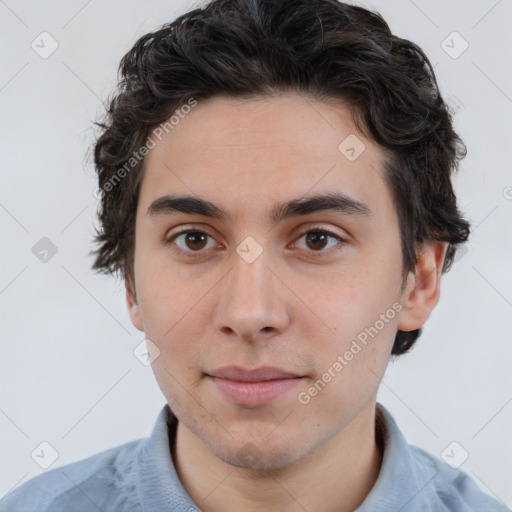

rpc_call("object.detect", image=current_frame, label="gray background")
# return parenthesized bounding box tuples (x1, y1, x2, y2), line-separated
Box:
(1, 0, 511, 507)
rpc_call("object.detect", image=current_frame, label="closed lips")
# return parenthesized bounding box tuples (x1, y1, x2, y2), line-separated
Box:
(207, 366, 303, 382)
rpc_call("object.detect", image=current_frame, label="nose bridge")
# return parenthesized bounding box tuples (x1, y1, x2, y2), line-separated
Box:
(213, 240, 289, 339)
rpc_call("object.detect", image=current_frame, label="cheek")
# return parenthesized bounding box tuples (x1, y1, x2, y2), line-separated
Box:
(296, 267, 398, 338)
(293, 265, 399, 390)
(296, 318, 393, 420)
(135, 264, 215, 368)
(138, 290, 210, 371)
(135, 254, 214, 338)
(145, 298, 209, 411)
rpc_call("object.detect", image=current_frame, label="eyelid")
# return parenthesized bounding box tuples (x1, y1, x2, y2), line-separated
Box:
(166, 224, 219, 242)
(293, 223, 346, 240)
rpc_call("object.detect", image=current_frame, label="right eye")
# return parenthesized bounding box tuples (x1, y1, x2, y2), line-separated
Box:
(167, 229, 221, 257)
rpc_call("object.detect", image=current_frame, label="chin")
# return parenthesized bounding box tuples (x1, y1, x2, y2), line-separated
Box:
(210, 438, 311, 471)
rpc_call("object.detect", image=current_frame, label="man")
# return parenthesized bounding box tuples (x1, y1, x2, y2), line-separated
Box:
(1, 0, 508, 511)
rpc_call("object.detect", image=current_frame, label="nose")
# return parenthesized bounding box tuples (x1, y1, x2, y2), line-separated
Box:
(213, 248, 290, 342)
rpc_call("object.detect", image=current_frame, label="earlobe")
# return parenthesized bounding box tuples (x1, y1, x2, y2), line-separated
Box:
(397, 241, 447, 332)
(126, 279, 144, 332)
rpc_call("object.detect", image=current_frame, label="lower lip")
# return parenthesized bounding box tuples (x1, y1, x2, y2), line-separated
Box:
(208, 376, 303, 407)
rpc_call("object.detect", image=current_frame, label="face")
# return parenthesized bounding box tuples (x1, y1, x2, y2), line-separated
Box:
(128, 93, 410, 470)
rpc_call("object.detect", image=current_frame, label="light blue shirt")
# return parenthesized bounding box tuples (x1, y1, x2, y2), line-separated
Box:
(1, 403, 509, 511)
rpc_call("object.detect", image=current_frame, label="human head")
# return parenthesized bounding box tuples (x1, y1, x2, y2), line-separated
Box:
(92, 0, 469, 356)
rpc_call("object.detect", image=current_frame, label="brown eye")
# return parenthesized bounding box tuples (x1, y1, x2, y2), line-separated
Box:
(305, 231, 329, 251)
(294, 228, 344, 254)
(168, 230, 217, 256)
(183, 231, 209, 251)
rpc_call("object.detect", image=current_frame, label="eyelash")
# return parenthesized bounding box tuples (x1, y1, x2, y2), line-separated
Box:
(166, 226, 345, 258)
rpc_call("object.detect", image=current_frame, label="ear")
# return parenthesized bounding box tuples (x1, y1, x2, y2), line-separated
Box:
(397, 241, 448, 332)
(126, 277, 143, 332)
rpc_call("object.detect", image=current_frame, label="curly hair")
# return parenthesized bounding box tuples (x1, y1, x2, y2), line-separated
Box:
(91, 0, 470, 356)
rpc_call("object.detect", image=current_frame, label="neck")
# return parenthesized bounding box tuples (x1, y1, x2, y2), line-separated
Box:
(172, 400, 383, 512)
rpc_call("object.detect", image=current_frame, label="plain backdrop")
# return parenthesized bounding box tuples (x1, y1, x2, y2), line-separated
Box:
(1, 0, 511, 507)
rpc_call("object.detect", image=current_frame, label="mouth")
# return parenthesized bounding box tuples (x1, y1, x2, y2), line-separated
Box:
(206, 366, 306, 407)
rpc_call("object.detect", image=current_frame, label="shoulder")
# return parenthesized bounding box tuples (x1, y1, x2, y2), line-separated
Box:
(370, 403, 510, 512)
(0, 438, 144, 512)
(410, 445, 510, 512)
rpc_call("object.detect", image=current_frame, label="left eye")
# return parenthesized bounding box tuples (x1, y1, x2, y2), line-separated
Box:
(294, 229, 344, 252)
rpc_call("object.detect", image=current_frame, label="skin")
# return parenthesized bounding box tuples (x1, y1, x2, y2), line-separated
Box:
(126, 93, 447, 512)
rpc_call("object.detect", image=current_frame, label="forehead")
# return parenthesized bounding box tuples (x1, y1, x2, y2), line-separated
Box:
(140, 93, 393, 221)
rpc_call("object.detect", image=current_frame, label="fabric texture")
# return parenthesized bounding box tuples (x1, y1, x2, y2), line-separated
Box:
(1, 403, 509, 511)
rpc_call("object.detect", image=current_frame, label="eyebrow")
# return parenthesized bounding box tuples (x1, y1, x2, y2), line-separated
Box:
(147, 192, 372, 223)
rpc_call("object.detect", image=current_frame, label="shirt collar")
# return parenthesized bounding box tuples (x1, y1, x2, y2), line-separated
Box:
(138, 405, 197, 511)
(356, 403, 439, 511)
(137, 402, 439, 512)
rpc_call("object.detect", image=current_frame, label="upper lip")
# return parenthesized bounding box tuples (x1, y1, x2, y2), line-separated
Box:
(207, 366, 302, 382)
